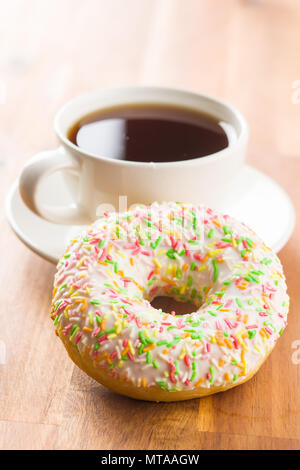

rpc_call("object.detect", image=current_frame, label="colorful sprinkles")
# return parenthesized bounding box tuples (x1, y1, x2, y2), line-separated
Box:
(51, 202, 289, 395)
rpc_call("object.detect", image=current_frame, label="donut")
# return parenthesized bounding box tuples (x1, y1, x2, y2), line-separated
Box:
(51, 202, 289, 401)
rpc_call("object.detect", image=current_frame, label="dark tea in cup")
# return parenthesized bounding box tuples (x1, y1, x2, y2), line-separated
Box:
(68, 103, 235, 163)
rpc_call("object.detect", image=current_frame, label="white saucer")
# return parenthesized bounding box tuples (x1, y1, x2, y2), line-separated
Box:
(6, 165, 295, 264)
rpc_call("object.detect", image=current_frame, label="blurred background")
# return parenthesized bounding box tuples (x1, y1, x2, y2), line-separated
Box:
(1, 0, 300, 170)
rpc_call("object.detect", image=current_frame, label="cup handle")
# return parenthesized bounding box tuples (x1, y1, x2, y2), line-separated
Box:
(19, 146, 89, 225)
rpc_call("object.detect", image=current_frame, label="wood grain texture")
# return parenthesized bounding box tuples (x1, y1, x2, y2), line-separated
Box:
(0, 0, 300, 450)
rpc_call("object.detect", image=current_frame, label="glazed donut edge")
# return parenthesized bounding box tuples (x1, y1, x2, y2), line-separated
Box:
(58, 330, 274, 402)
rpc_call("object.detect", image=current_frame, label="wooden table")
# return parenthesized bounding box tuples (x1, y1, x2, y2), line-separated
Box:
(1, 0, 300, 450)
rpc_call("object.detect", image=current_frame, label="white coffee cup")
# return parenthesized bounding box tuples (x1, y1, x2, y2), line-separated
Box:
(19, 86, 248, 225)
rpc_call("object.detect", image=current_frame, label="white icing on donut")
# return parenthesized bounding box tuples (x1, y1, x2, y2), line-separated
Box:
(51, 202, 289, 393)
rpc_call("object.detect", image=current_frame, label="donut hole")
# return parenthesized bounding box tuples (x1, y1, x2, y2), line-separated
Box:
(150, 296, 196, 315)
